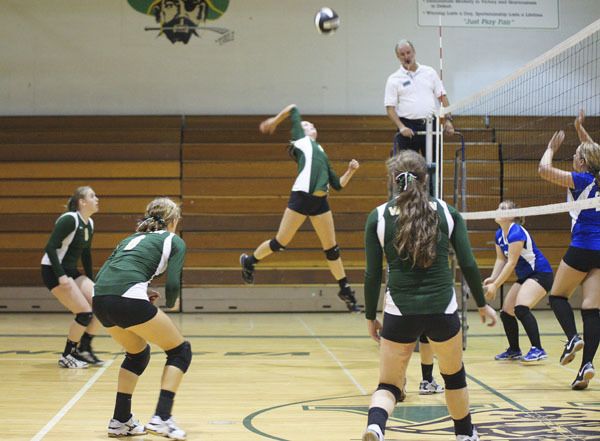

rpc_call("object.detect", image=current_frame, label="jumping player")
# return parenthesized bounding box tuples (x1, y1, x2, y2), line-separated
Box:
(538, 111, 600, 390)
(240, 104, 361, 311)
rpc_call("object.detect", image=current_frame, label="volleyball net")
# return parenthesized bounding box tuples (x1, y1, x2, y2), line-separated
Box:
(438, 19, 600, 347)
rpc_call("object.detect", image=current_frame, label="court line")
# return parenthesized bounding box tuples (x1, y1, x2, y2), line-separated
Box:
(30, 358, 114, 441)
(466, 372, 580, 439)
(296, 316, 367, 395)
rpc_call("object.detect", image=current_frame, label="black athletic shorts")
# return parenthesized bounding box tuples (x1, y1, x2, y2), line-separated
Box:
(516, 271, 554, 292)
(41, 265, 82, 290)
(381, 311, 461, 344)
(92, 295, 158, 329)
(563, 246, 600, 273)
(287, 191, 330, 216)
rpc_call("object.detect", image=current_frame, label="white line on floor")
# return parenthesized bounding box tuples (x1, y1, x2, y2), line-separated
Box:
(30, 359, 114, 441)
(297, 316, 367, 395)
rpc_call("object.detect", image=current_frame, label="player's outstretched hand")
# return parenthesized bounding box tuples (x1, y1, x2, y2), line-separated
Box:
(259, 117, 277, 135)
(478, 304, 497, 327)
(575, 109, 585, 129)
(548, 130, 565, 153)
(367, 319, 383, 343)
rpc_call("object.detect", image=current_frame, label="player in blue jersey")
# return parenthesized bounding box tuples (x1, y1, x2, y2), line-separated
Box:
(538, 110, 600, 390)
(240, 104, 361, 311)
(484, 200, 553, 363)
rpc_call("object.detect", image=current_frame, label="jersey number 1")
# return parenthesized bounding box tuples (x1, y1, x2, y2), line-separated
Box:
(124, 235, 146, 251)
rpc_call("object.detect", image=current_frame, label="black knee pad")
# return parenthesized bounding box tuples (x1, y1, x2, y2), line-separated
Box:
(166, 341, 192, 373)
(121, 344, 150, 376)
(269, 238, 286, 252)
(500, 310, 514, 320)
(441, 365, 467, 390)
(514, 305, 531, 321)
(324, 244, 340, 261)
(75, 312, 93, 327)
(377, 383, 403, 403)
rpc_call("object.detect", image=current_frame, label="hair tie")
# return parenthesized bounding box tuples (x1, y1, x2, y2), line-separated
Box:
(395, 172, 417, 191)
(151, 215, 165, 225)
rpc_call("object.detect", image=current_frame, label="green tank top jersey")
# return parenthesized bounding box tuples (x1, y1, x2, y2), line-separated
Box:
(289, 107, 342, 194)
(94, 230, 186, 308)
(363, 198, 486, 319)
(41, 211, 94, 280)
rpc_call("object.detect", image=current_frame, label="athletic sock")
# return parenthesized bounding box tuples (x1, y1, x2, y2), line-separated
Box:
(79, 332, 94, 352)
(113, 392, 132, 423)
(63, 339, 78, 357)
(514, 305, 542, 349)
(155, 389, 176, 420)
(246, 255, 259, 267)
(421, 363, 434, 383)
(337, 277, 350, 291)
(549, 296, 578, 340)
(500, 311, 520, 351)
(453, 413, 473, 437)
(581, 308, 600, 365)
(367, 407, 388, 435)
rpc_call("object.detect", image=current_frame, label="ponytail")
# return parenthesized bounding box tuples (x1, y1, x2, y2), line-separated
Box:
(387, 151, 438, 268)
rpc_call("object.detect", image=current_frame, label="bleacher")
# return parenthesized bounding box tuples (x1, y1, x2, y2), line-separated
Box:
(0, 115, 593, 311)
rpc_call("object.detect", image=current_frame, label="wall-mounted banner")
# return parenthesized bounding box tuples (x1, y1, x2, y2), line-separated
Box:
(128, 0, 234, 44)
(418, 0, 559, 29)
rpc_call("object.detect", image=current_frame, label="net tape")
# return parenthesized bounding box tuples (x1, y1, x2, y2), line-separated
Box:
(461, 195, 600, 220)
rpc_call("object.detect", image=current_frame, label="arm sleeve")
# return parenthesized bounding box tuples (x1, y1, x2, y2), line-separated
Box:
(328, 162, 342, 191)
(364, 209, 384, 320)
(290, 107, 305, 141)
(81, 246, 94, 281)
(449, 208, 486, 307)
(44, 215, 76, 278)
(165, 236, 187, 308)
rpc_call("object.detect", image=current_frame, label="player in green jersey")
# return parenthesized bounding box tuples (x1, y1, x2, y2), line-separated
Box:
(93, 197, 190, 440)
(41, 186, 102, 368)
(361, 151, 496, 441)
(240, 104, 361, 311)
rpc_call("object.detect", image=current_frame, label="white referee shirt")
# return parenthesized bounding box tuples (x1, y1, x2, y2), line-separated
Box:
(384, 63, 446, 120)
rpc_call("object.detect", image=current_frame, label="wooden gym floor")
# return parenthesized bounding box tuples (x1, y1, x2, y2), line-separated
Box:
(1, 311, 598, 440)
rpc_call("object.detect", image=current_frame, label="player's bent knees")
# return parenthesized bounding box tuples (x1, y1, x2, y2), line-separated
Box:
(74, 311, 93, 327)
(166, 340, 192, 373)
(269, 238, 286, 252)
(122, 344, 151, 376)
(324, 244, 340, 261)
(441, 365, 467, 390)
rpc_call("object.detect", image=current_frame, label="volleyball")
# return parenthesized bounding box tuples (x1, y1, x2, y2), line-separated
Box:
(314, 7, 339, 34)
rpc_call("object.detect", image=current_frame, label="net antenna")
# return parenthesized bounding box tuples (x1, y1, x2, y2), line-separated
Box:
(445, 18, 600, 349)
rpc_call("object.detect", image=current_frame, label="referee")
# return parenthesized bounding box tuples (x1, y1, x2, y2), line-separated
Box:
(384, 39, 454, 158)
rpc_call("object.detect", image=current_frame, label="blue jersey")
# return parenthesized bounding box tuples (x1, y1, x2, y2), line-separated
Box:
(568, 172, 600, 250)
(495, 223, 552, 279)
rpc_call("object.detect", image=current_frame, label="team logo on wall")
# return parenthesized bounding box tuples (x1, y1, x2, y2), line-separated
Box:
(127, 0, 233, 44)
(243, 395, 600, 440)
